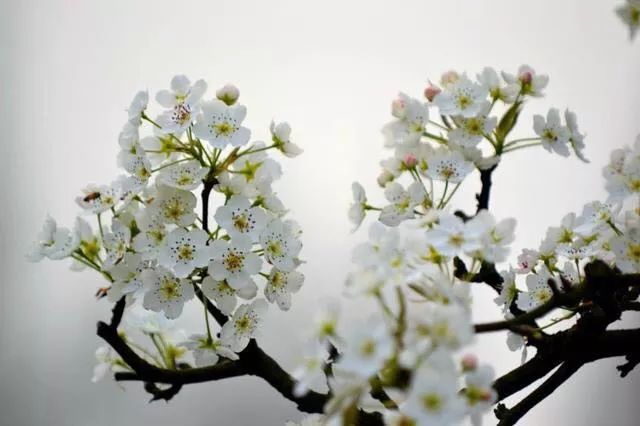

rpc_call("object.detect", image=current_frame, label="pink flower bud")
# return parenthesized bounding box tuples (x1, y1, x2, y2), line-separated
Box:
(519, 71, 533, 85)
(391, 98, 406, 118)
(404, 154, 418, 168)
(424, 84, 441, 102)
(461, 353, 478, 371)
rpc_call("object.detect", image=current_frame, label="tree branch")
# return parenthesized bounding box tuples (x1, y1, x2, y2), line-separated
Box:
(476, 165, 497, 213)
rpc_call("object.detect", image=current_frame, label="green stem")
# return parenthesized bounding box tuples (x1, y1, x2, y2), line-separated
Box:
(151, 157, 193, 173)
(502, 142, 542, 153)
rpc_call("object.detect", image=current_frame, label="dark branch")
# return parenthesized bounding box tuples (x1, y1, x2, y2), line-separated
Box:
(476, 165, 497, 213)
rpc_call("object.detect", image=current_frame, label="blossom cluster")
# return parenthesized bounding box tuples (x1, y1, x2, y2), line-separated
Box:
(29, 75, 304, 372)
(350, 65, 586, 233)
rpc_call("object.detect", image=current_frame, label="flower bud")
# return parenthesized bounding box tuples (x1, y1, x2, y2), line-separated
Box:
(377, 169, 394, 187)
(403, 154, 418, 169)
(440, 70, 459, 87)
(518, 71, 533, 85)
(391, 97, 406, 119)
(424, 84, 441, 102)
(461, 353, 478, 371)
(216, 84, 240, 105)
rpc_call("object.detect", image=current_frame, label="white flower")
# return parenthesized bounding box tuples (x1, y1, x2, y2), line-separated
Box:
(92, 346, 120, 383)
(270, 120, 303, 157)
(156, 75, 207, 134)
(264, 268, 304, 311)
(157, 160, 208, 190)
(285, 415, 326, 426)
(230, 144, 283, 184)
(516, 248, 540, 274)
(502, 65, 548, 97)
(201, 276, 257, 315)
(291, 342, 330, 397)
(448, 104, 497, 148)
(401, 364, 466, 426)
(150, 185, 197, 227)
(467, 211, 516, 263)
(140, 127, 180, 166)
(75, 184, 120, 214)
(425, 149, 474, 183)
(425, 213, 482, 257)
(132, 209, 168, 259)
(382, 93, 429, 145)
(209, 235, 262, 290)
(214, 195, 268, 242)
(516, 267, 556, 311)
(127, 90, 149, 125)
(183, 334, 239, 367)
(27, 216, 78, 261)
(259, 219, 302, 272)
(220, 299, 269, 352)
(434, 75, 488, 118)
(193, 99, 251, 148)
(565, 109, 588, 162)
(158, 228, 210, 278)
(611, 227, 640, 273)
(102, 219, 131, 270)
(336, 317, 394, 378)
(494, 268, 518, 313)
(406, 304, 473, 353)
(125, 303, 176, 334)
(348, 182, 367, 231)
(108, 252, 147, 302)
(575, 200, 622, 236)
(464, 366, 497, 426)
(616, 0, 640, 40)
(313, 301, 341, 345)
(533, 108, 571, 157)
(379, 181, 425, 226)
(477, 67, 517, 103)
(142, 266, 195, 319)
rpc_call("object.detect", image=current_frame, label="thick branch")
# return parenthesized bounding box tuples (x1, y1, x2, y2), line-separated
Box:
(476, 165, 497, 212)
(497, 361, 583, 426)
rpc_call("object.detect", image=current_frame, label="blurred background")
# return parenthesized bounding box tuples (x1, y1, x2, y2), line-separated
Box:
(1, 0, 639, 425)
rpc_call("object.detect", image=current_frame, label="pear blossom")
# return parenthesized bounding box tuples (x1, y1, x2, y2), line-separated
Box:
(157, 160, 208, 190)
(209, 235, 262, 290)
(132, 209, 168, 259)
(533, 108, 571, 157)
(477, 67, 517, 103)
(142, 266, 194, 319)
(433, 75, 488, 118)
(92, 346, 122, 383)
(108, 252, 147, 302)
(516, 248, 540, 274)
(270, 120, 303, 157)
(291, 342, 330, 397)
(75, 183, 120, 214)
(348, 182, 367, 231)
(27, 216, 78, 261)
(565, 109, 588, 162)
(467, 211, 517, 263)
(156, 75, 207, 133)
(150, 185, 197, 227)
(313, 301, 341, 345)
(102, 219, 131, 270)
(464, 366, 497, 426)
(259, 219, 302, 272)
(448, 105, 497, 148)
(214, 195, 268, 242)
(494, 268, 518, 313)
(201, 276, 239, 315)
(193, 99, 251, 148)
(425, 213, 482, 257)
(610, 227, 640, 273)
(140, 127, 180, 166)
(183, 334, 238, 367)
(401, 365, 466, 426)
(264, 268, 304, 311)
(127, 90, 148, 125)
(379, 181, 425, 226)
(216, 83, 240, 105)
(158, 228, 210, 278)
(382, 93, 429, 145)
(425, 149, 474, 183)
(220, 299, 269, 352)
(230, 143, 283, 184)
(574, 201, 621, 236)
(516, 267, 556, 311)
(406, 304, 474, 352)
(502, 65, 548, 97)
(335, 317, 394, 378)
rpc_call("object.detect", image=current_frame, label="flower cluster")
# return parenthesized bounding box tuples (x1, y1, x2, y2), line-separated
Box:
(350, 65, 586, 232)
(616, 0, 640, 40)
(29, 75, 304, 369)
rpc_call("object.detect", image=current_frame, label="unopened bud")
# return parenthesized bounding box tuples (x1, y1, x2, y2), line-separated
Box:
(461, 353, 478, 371)
(377, 169, 394, 187)
(391, 97, 406, 119)
(440, 70, 459, 86)
(216, 84, 240, 105)
(404, 154, 418, 168)
(424, 84, 441, 102)
(519, 71, 533, 85)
